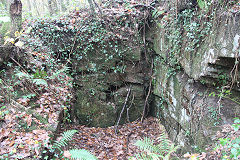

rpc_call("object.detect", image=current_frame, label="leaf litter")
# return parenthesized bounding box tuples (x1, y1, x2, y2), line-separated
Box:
(58, 117, 167, 160)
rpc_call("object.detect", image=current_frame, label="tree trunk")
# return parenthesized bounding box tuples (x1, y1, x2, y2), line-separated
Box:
(48, 0, 53, 15)
(26, 0, 32, 16)
(10, 0, 22, 36)
(48, 0, 58, 15)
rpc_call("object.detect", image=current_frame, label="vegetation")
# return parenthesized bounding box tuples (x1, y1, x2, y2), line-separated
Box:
(43, 130, 97, 160)
(0, 0, 239, 159)
(131, 133, 179, 160)
(215, 118, 240, 160)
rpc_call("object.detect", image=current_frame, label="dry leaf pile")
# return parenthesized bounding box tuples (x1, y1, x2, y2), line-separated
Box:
(0, 70, 73, 159)
(59, 117, 166, 160)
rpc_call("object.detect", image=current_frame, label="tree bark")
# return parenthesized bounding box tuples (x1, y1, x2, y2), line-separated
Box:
(10, 0, 22, 36)
(48, 0, 53, 15)
(26, 0, 32, 16)
(48, 0, 58, 15)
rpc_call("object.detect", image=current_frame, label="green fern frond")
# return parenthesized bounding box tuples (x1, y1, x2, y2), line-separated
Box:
(134, 152, 156, 160)
(135, 137, 165, 155)
(69, 149, 98, 160)
(53, 130, 78, 151)
(156, 132, 172, 152)
(133, 133, 178, 160)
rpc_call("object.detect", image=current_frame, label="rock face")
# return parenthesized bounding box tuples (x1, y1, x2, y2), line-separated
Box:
(152, 2, 240, 152)
(26, 12, 153, 128)
(74, 46, 149, 128)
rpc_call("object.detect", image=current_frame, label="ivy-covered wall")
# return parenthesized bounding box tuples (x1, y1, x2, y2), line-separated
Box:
(26, 2, 154, 128)
(152, 0, 240, 152)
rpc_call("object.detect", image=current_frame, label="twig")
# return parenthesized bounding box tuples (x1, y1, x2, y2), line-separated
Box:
(230, 57, 239, 89)
(115, 86, 131, 134)
(126, 94, 134, 123)
(217, 94, 223, 115)
(176, 0, 178, 19)
(10, 57, 28, 74)
(141, 58, 154, 123)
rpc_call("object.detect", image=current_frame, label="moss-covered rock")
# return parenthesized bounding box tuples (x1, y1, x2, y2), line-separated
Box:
(73, 44, 148, 127)
(75, 91, 117, 127)
(75, 83, 145, 127)
(152, 1, 240, 152)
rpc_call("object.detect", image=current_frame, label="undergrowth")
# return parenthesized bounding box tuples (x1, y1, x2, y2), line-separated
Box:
(42, 130, 97, 160)
(130, 132, 179, 160)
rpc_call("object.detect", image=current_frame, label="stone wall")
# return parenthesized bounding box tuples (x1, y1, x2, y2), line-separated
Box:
(152, 1, 240, 152)
(73, 44, 150, 128)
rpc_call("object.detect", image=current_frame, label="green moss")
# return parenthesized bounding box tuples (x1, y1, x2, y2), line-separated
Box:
(75, 90, 116, 127)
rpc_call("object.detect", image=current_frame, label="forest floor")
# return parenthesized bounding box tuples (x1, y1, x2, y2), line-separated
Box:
(1, 0, 240, 159)
(58, 117, 170, 160)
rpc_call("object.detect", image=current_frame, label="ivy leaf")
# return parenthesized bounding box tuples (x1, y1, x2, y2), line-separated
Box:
(230, 148, 238, 158)
(219, 138, 228, 146)
(232, 124, 240, 131)
(233, 118, 240, 124)
(197, 0, 207, 10)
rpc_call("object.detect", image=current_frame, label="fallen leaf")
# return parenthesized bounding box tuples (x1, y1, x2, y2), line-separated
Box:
(9, 141, 15, 147)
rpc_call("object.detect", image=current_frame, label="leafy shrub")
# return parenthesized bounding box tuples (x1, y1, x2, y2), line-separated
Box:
(215, 118, 240, 160)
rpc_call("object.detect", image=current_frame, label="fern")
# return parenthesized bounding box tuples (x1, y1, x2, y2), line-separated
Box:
(53, 130, 78, 151)
(50, 130, 98, 160)
(69, 149, 98, 160)
(132, 132, 179, 160)
(15, 71, 48, 86)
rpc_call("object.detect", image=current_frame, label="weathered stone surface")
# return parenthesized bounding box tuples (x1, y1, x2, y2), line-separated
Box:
(153, 5, 240, 152)
(181, 13, 240, 81)
(75, 90, 117, 127)
(74, 47, 149, 127)
(74, 82, 145, 127)
(154, 61, 240, 151)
